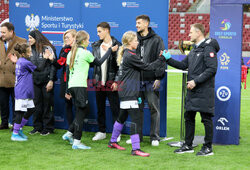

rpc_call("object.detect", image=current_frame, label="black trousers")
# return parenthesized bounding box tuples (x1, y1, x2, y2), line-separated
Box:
(15, 108, 35, 124)
(65, 98, 74, 127)
(95, 87, 120, 133)
(68, 87, 88, 140)
(32, 83, 54, 132)
(117, 108, 141, 136)
(0, 87, 15, 125)
(184, 111, 214, 148)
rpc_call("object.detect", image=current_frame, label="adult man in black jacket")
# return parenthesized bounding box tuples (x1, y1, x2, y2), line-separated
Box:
(132, 15, 165, 146)
(91, 22, 121, 141)
(164, 23, 220, 156)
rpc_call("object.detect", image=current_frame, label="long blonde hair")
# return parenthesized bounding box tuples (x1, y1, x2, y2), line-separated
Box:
(69, 30, 89, 69)
(117, 31, 137, 66)
(63, 29, 77, 46)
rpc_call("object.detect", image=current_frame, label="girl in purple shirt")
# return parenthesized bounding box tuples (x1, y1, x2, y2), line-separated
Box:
(9, 43, 51, 141)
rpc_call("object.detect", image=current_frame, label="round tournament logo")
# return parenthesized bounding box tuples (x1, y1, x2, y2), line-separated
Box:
(219, 52, 230, 66)
(217, 86, 231, 101)
(220, 19, 231, 31)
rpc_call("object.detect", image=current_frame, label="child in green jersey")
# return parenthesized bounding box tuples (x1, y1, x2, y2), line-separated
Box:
(61, 30, 118, 150)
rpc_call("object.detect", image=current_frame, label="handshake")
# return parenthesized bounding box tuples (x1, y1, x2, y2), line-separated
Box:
(161, 50, 172, 60)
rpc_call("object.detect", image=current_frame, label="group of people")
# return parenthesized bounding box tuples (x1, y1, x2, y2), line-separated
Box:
(0, 14, 220, 157)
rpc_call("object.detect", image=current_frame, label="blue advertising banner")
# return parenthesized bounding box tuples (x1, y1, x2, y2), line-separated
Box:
(81, 0, 169, 136)
(9, 0, 169, 137)
(9, 0, 84, 129)
(210, 4, 243, 145)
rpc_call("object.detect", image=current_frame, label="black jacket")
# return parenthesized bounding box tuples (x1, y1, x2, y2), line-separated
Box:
(137, 27, 166, 81)
(167, 38, 220, 114)
(52, 45, 71, 97)
(91, 36, 121, 87)
(30, 46, 57, 85)
(116, 49, 165, 101)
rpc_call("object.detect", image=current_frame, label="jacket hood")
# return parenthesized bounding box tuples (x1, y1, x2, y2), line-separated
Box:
(201, 38, 220, 53)
(137, 27, 156, 41)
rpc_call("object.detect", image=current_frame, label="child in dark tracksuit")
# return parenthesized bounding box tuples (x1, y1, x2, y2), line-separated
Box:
(108, 31, 166, 157)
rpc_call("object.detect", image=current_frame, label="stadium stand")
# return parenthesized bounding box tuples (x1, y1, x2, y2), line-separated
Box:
(0, 0, 9, 23)
(168, 0, 250, 53)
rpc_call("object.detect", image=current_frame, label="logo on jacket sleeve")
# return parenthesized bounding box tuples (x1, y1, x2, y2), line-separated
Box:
(210, 52, 214, 58)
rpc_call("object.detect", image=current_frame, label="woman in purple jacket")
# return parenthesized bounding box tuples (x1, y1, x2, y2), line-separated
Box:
(9, 43, 52, 141)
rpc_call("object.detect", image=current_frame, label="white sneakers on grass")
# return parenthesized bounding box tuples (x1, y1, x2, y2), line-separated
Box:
(126, 139, 160, 146)
(151, 140, 159, 146)
(92, 132, 106, 141)
(126, 139, 132, 144)
(92, 132, 121, 142)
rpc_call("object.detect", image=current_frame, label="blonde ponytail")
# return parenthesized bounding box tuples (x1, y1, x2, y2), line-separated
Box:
(69, 30, 89, 70)
(117, 45, 125, 66)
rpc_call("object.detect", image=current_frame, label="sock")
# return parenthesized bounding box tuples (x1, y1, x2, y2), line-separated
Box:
(73, 139, 81, 145)
(110, 121, 124, 143)
(131, 134, 140, 151)
(20, 118, 28, 128)
(13, 123, 21, 134)
(65, 131, 73, 137)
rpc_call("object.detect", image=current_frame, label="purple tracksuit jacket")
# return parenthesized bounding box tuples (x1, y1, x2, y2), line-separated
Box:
(15, 57, 37, 99)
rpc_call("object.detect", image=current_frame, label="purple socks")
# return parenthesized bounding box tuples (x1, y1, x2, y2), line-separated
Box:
(131, 134, 140, 151)
(13, 123, 21, 134)
(20, 118, 28, 128)
(110, 121, 124, 143)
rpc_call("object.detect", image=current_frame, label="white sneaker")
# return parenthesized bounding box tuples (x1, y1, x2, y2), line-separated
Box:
(117, 134, 121, 142)
(126, 139, 131, 144)
(92, 132, 106, 141)
(152, 140, 159, 146)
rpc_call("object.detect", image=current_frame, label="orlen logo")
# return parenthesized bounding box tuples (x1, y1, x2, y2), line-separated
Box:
(216, 117, 230, 131)
(220, 19, 231, 31)
(216, 86, 231, 101)
(25, 14, 40, 31)
(217, 117, 228, 126)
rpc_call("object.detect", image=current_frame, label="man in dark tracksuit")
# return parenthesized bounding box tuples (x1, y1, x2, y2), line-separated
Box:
(134, 15, 165, 146)
(165, 23, 220, 156)
(91, 22, 121, 141)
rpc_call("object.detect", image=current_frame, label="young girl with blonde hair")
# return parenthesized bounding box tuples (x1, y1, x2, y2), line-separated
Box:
(52, 29, 77, 128)
(108, 31, 166, 157)
(62, 30, 117, 149)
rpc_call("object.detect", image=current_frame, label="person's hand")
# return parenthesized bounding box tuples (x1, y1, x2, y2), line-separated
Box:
(43, 49, 53, 60)
(111, 45, 118, 52)
(46, 80, 53, 92)
(159, 50, 163, 56)
(187, 80, 196, 90)
(153, 80, 161, 90)
(8, 53, 18, 63)
(162, 50, 172, 60)
(65, 93, 72, 100)
(101, 44, 109, 51)
(111, 82, 118, 91)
